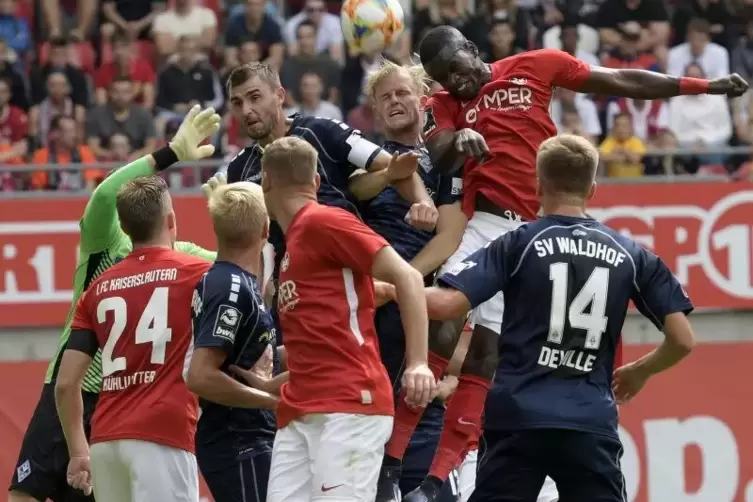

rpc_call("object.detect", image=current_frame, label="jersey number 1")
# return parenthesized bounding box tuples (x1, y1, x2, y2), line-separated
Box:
(98, 287, 172, 377)
(547, 262, 609, 350)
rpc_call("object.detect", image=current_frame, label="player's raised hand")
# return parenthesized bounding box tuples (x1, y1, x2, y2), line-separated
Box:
(708, 73, 749, 98)
(386, 151, 420, 181)
(201, 171, 228, 199)
(401, 362, 437, 408)
(374, 280, 396, 307)
(169, 105, 222, 161)
(454, 128, 490, 160)
(612, 362, 650, 404)
(406, 200, 439, 232)
(67, 455, 92, 495)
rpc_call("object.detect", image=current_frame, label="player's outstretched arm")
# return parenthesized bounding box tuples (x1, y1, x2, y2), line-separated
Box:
(579, 66, 749, 100)
(80, 105, 221, 253)
(424, 286, 472, 320)
(186, 348, 280, 408)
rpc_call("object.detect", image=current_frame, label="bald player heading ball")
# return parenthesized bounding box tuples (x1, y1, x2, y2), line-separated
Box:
(426, 135, 696, 502)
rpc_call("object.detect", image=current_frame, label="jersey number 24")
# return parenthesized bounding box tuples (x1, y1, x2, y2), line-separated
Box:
(547, 263, 609, 350)
(98, 287, 172, 377)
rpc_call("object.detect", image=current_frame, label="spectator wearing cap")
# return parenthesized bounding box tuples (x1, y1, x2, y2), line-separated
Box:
(156, 35, 224, 124)
(477, 17, 524, 63)
(667, 18, 729, 80)
(94, 31, 155, 109)
(596, 0, 670, 56)
(284, 0, 343, 62)
(281, 20, 341, 109)
(602, 22, 660, 72)
(30, 115, 98, 191)
(668, 63, 733, 167)
(86, 76, 156, 161)
(225, 0, 285, 70)
(30, 37, 88, 108)
(152, 0, 218, 59)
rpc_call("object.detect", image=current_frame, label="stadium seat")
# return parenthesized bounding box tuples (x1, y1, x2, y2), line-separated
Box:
(37, 41, 96, 75)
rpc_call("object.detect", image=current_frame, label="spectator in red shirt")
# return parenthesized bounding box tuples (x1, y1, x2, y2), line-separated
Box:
(0, 76, 27, 164)
(94, 31, 155, 110)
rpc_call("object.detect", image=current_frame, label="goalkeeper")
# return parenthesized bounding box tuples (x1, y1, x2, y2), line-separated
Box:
(9, 105, 220, 502)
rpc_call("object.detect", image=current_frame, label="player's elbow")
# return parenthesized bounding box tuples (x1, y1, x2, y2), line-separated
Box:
(425, 286, 470, 320)
(392, 266, 425, 297)
(184, 361, 208, 396)
(663, 312, 696, 356)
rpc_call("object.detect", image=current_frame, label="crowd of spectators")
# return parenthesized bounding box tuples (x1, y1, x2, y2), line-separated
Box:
(1, 0, 753, 191)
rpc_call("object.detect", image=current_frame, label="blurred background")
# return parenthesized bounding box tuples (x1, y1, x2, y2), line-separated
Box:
(0, 0, 752, 501)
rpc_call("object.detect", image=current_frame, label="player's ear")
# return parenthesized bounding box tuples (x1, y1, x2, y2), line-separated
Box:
(262, 218, 270, 240)
(587, 182, 597, 201)
(419, 95, 428, 107)
(276, 86, 285, 106)
(535, 176, 542, 199)
(314, 172, 321, 190)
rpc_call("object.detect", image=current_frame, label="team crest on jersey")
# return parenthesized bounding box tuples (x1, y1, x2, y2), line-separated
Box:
(418, 153, 433, 173)
(214, 305, 242, 342)
(422, 107, 437, 136)
(280, 252, 290, 272)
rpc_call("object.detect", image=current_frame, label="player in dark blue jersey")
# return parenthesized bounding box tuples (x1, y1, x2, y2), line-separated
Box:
(223, 62, 440, 276)
(360, 62, 468, 502)
(425, 134, 696, 502)
(185, 182, 284, 502)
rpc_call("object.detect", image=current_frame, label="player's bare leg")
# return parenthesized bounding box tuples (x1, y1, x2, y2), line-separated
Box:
(403, 324, 497, 502)
(377, 318, 464, 502)
(8, 491, 43, 502)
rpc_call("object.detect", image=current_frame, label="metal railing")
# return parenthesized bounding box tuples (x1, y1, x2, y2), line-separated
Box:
(0, 145, 749, 197)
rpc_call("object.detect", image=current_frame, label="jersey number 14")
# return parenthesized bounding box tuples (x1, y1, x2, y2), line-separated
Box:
(98, 287, 173, 377)
(547, 263, 609, 350)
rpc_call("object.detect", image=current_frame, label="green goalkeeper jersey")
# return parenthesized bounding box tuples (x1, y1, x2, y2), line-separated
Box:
(44, 157, 216, 393)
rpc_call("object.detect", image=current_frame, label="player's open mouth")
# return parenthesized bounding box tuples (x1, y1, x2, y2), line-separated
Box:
(389, 110, 405, 117)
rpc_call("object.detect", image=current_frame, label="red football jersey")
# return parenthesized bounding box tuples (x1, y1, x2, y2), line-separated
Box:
(72, 247, 211, 452)
(0, 105, 28, 144)
(276, 203, 393, 428)
(424, 49, 591, 221)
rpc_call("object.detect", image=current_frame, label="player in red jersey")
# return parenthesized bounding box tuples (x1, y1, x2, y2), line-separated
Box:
(378, 25, 748, 502)
(55, 176, 212, 501)
(258, 136, 436, 502)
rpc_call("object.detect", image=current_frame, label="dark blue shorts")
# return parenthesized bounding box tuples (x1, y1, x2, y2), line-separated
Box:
(470, 429, 627, 502)
(201, 451, 271, 502)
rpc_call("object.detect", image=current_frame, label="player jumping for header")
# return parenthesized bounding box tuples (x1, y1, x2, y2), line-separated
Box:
(56, 176, 215, 501)
(378, 25, 745, 502)
(425, 134, 696, 502)
(259, 136, 435, 502)
(9, 105, 220, 502)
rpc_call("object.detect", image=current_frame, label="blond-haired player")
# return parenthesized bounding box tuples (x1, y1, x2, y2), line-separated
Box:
(185, 181, 284, 502)
(425, 134, 695, 502)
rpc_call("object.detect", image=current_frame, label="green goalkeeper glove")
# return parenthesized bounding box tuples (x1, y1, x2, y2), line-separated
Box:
(169, 105, 221, 162)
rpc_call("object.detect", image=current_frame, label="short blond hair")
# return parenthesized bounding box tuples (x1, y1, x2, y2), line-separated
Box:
(537, 134, 598, 197)
(116, 176, 170, 243)
(208, 182, 268, 249)
(365, 60, 430, 101)
(261, 136, 318, 186)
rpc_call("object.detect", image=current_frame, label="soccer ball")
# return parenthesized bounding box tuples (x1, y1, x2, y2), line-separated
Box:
(341, 0, 405, 55)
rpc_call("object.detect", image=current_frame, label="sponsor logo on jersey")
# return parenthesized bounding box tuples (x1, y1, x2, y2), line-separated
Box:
(447, 261, 477, 275)
(280, 252, 290, 272)
(214, 305, 242, 342)
(423, 107, 438, 136)
(16, 459, 30, 483)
